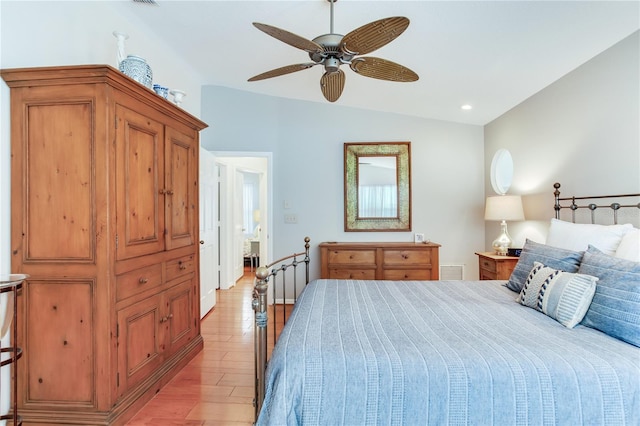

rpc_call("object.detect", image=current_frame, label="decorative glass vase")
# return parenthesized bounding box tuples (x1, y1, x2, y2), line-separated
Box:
(112, 31, 129, 68)
(119, 55, 153, 89)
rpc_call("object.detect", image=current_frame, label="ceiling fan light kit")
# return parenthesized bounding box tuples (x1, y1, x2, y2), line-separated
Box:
(248, 0, 419, 103)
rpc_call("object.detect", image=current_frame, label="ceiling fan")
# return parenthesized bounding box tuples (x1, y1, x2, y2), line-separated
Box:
(248, 0, 419, 102)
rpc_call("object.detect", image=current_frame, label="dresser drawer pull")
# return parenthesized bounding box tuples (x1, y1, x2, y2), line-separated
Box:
(138, 278, 148, 284)
(178, 261, 187, 270)
(482, 260, 491, 268)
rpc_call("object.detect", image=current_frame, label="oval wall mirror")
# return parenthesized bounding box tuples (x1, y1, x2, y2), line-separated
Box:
(490, 149, 513, 195)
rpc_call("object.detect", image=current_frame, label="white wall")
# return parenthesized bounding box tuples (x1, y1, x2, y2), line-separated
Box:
(484, 31, 640, 248)
(201, 87, 486, 279)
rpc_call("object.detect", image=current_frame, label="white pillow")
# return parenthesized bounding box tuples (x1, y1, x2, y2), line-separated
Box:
(615, 227, 640, 262)
(546, 218, 633, 255)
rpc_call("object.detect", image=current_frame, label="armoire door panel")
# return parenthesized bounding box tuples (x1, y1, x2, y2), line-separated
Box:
(117, 295, 163, 395)
(24, 102, 95, 262)
(116, 105, 165, 260)
(24, 280, 94, 404)
(165, 127, 196, 251)
(164, 278, 195, 356)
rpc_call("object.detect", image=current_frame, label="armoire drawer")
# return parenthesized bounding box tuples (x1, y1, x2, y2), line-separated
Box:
(166, 254, 195, 282)
(116, 264, 163, 302)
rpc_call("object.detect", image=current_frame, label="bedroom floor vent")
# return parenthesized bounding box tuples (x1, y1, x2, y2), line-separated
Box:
(440, 264, 464, 280)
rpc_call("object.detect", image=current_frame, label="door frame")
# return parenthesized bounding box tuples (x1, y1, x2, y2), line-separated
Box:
(211, 151, 272, 287)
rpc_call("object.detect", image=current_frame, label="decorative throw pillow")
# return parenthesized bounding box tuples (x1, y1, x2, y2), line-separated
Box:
(615, 227, 640, 262)
(578, 245, 640, 347)
(546, 218, 633, 255)
(517, 262, 598, 328)
(506, 239, 583, 293)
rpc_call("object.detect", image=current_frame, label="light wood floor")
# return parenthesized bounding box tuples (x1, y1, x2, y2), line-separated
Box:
(126, 268, 287, 425)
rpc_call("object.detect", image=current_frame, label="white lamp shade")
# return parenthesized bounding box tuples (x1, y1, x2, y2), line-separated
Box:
(485, 195, 525, 221)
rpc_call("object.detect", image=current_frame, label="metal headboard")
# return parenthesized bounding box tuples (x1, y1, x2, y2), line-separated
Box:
(553, 182, 640, 224)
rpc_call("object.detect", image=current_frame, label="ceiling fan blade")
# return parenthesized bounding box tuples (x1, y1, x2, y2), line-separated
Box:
(248, 63, 317, 82)
(341, 17, 410, 56)
(320, 70, 345, 102)
(350, 57, 419, 82)
(253, 22, 324, 54)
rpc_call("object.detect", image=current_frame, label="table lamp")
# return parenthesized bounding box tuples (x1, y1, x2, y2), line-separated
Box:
(485, 195, 525, 255)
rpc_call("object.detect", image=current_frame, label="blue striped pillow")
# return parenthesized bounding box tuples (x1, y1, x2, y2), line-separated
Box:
(578, 246, 640, 347)
(507, 239, 584, 293)
(517, 261, 598, 328)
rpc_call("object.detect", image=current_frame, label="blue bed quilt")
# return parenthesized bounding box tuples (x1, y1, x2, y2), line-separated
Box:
(257, 279, 640, 425)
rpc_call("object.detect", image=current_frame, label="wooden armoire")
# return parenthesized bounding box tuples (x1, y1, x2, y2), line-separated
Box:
(1, 65, 207, 425)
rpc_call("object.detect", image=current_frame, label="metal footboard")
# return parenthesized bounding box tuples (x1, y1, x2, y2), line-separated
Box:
(252, 237, 311, 421)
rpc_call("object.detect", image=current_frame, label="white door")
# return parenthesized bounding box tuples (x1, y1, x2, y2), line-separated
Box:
(199, 147, 217, 318)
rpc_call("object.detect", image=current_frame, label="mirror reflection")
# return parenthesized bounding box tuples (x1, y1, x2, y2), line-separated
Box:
(358, 156, 398, 218)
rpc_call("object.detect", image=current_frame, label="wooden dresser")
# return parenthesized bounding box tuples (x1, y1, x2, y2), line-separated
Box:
(319, 242, 440, 280)
(2, 65, 207, 425)
(475, 252, 520, 280)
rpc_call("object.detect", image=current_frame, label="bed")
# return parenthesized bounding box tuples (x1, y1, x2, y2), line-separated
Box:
(253, 184, 640, 425)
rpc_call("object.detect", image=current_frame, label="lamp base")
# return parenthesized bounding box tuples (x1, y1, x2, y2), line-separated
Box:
(492, 220, 512, 256)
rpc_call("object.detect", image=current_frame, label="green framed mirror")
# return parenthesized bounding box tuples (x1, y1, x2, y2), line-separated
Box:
(344, 142, 411, 232)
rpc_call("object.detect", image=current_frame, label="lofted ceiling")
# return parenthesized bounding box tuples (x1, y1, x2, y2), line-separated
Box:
(125, 0, 639, 125)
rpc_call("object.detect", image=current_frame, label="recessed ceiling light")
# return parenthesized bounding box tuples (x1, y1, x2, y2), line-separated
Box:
(461, 104, 473, 110)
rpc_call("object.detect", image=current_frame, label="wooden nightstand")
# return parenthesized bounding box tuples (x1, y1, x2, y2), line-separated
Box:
(475, 252, 520, 280)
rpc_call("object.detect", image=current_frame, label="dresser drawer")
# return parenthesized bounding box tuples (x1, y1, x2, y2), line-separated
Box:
(383, 269, 433, 280)
(320, 242, 440, 280)
(479, 257, 497, 273)
(117, 264, 163, 302)
(327, 249, 376, 265)
(479, 269, 497, 280)
(328, 269, 376, 280)
(383, 249, 432, 266)
(166, 254, 195, 282)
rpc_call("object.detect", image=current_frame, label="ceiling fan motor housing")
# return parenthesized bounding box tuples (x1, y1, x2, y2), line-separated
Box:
(310, 33, 354, 65)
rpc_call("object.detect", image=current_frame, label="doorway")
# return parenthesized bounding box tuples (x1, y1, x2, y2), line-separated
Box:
(211, 152, 271, 290)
